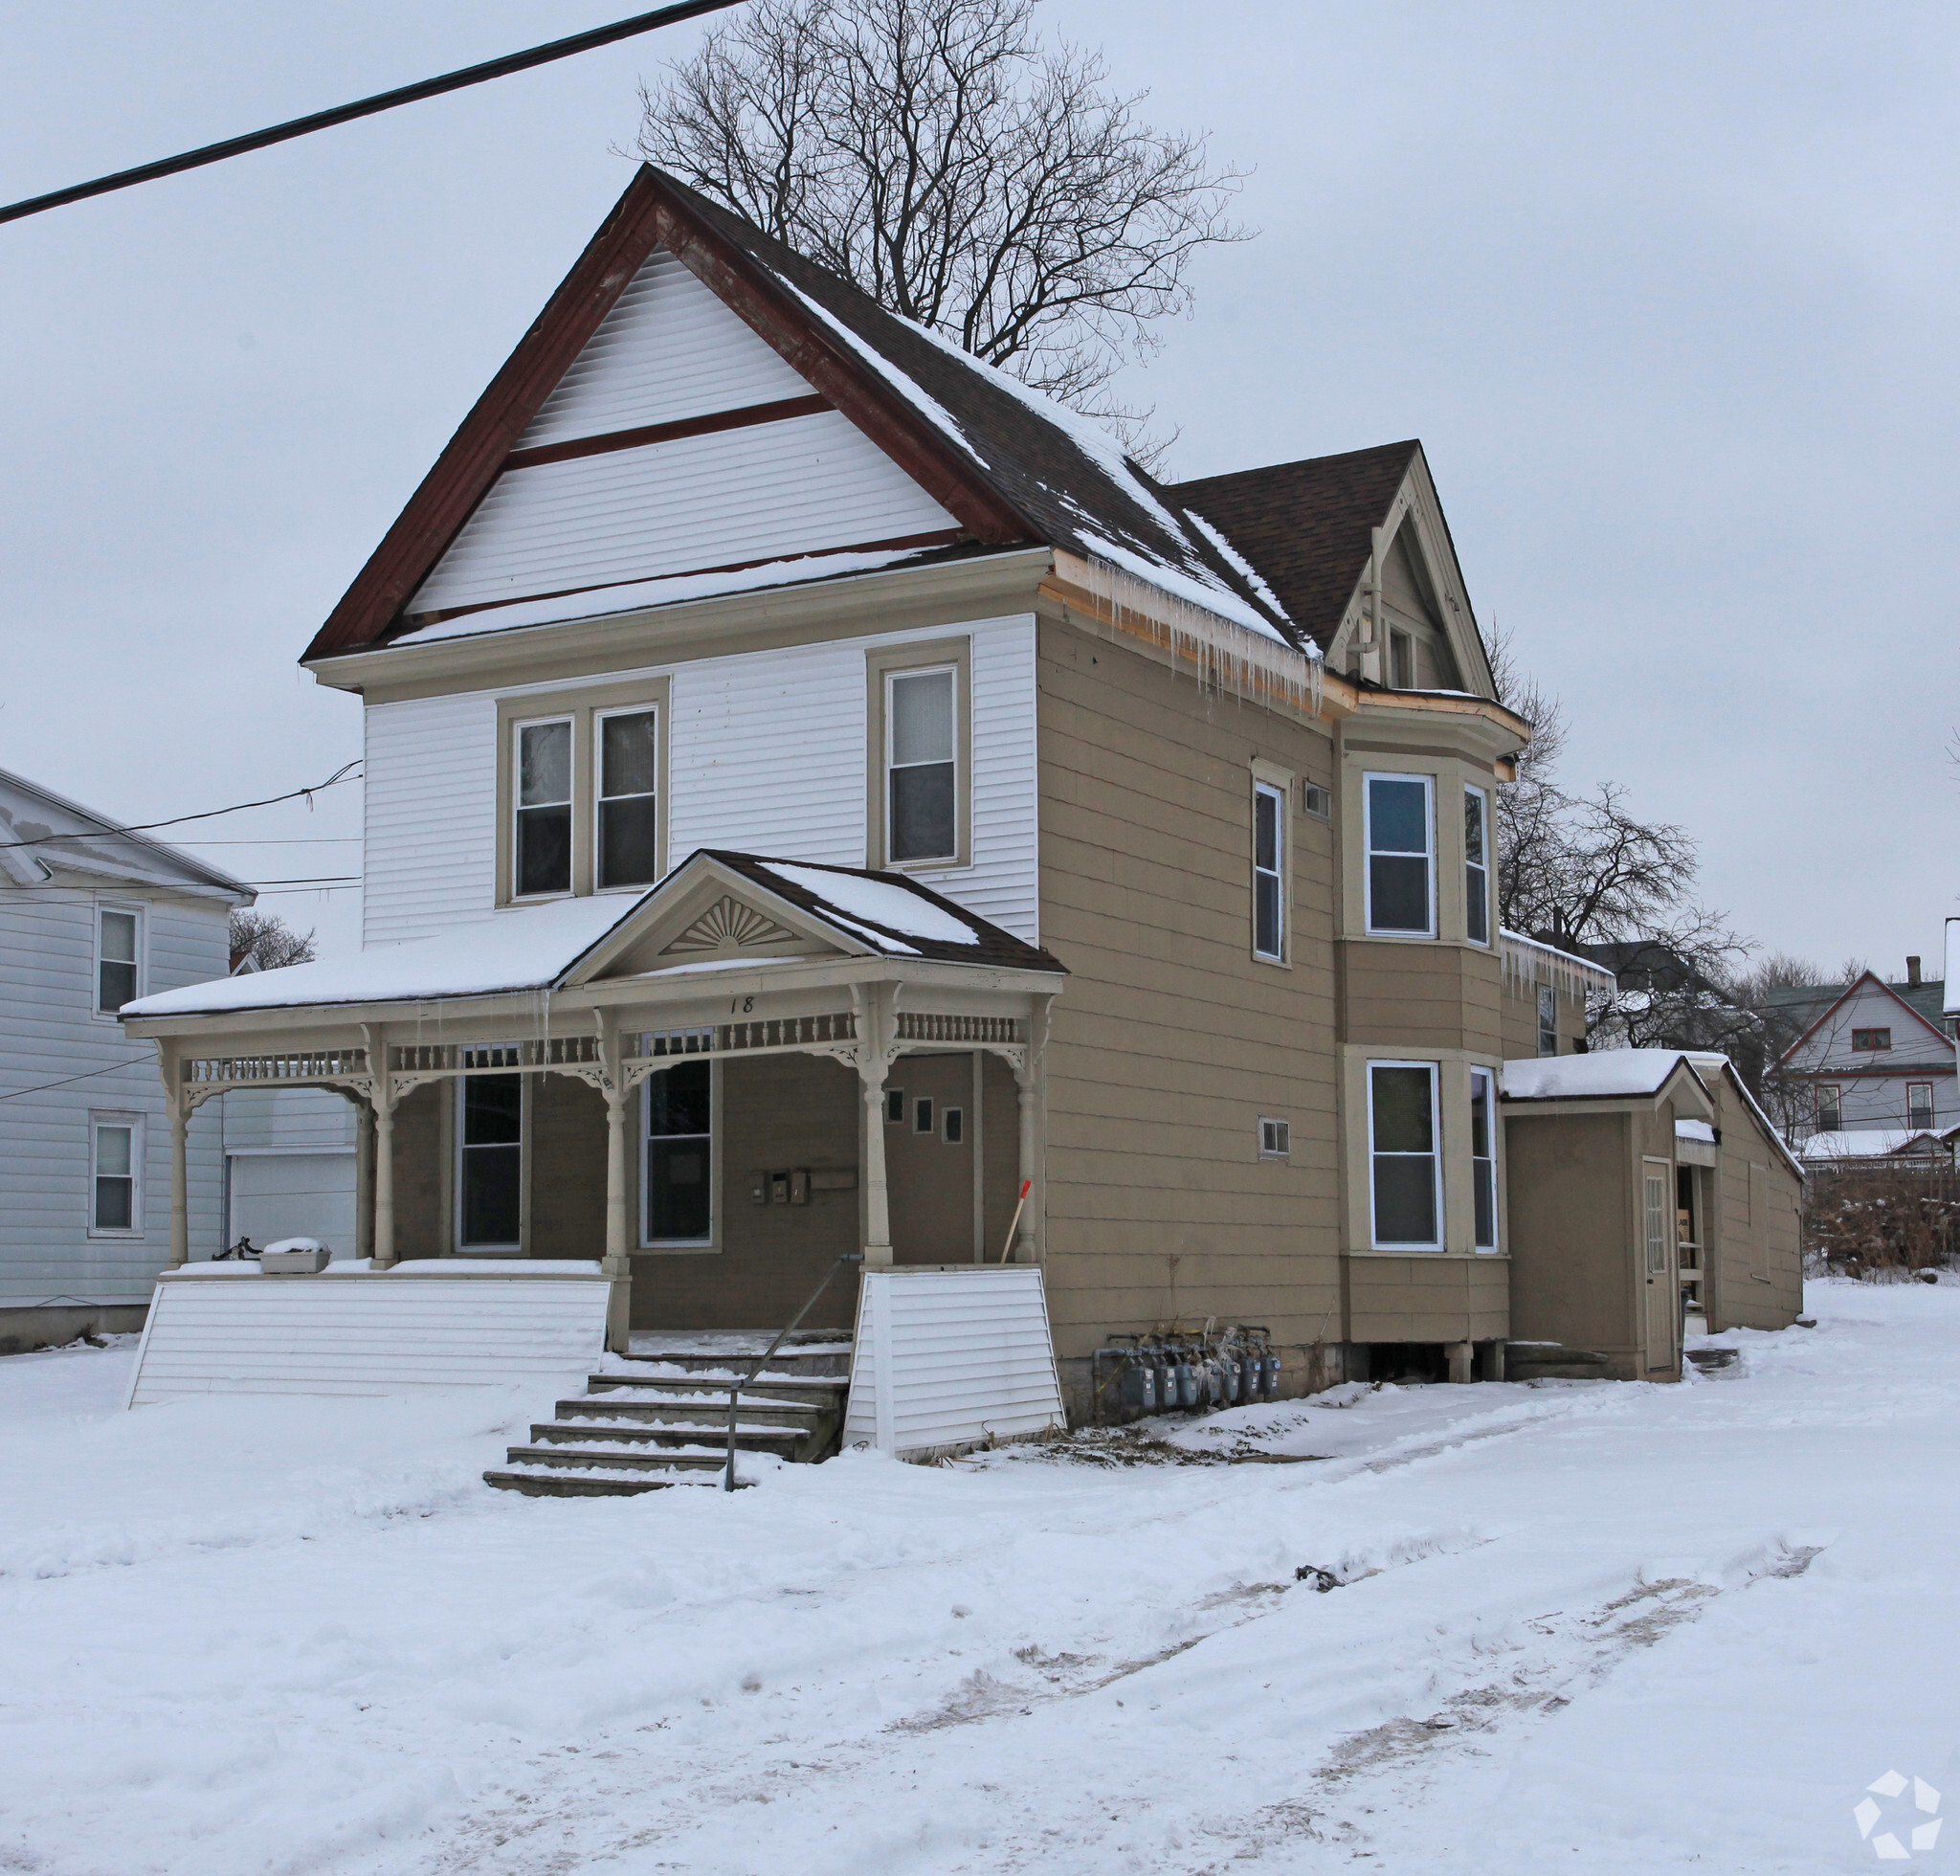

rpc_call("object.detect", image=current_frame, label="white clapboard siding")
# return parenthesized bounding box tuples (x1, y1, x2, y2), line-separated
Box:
(520, 248, 813, 449)
(364, 615, 1039, 946)
(127, 1268, 609, 1403)
(412, 413, 956, 617)
(843, 1266, 1063, 1458)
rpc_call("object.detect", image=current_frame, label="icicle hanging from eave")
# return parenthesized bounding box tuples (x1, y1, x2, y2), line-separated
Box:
(1080, 556, 1324, 718)
(1499, 928, 1618, 1003)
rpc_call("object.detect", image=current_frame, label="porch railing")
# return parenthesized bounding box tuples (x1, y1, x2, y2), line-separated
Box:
(184, 1049, 368, 1088)
(896, 1013, 1022, 1045)
(634, 1012, 858, 1060)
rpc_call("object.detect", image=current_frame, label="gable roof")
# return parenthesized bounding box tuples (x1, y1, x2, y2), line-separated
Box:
(122, 849, 1060, 1020)
(1775, 971, 1955, 1066)
(304, 165, 1296, 661)
(0, 765, 254, 903)
(1168, 443, 1421, 653)
(1501, 1048, 1710, 1105)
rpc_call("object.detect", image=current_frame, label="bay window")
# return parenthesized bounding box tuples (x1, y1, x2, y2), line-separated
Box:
(1253, 780, 1285, 960)
(1463, 786, 1490, 946)
(1369, 1061, 1441, 1249)
(1365, 774, 1435, 936)
(1470, 1067, 1499, 1251)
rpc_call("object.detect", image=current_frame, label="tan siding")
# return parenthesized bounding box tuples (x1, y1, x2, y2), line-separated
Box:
(1706, 1077, 1804, 1331)
(1344, 942, 1503, 1054)
(1036, 617, 1342, 1358)
(1503, 1111, 1638, 1366)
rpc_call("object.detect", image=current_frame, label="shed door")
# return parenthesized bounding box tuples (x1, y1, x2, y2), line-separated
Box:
(1641, 1158, 1679, 1375)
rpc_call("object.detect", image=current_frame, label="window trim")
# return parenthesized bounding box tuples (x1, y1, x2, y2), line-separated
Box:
(640, 1058, 719, 1252)
(93, 900, 145, 1020)
(1363, 771, 1437, 938)
(1537, 983, 1559, 1058)
(1251, 773, 1288, 964)
(591, 702, 663, 896)
(1851, 1027, 1892, 1053)
(454, 1072, 525, 1253)
(1469, 1066, 1500, 1252)
(1907, 1083, 1936, 1128)
(1258, 1116, 1291, 1159)
(87, 1111, 145, 1238)
(1367, 1060, 1443, 1252)
(1463, 784, 1491, 948)
(494, 678, 671, 907)
(1815, 1083, 1842, 1131)
(865, 637, 973, 872)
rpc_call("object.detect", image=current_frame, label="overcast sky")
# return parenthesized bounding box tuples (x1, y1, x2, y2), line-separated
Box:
(3, 1, 1954, 974)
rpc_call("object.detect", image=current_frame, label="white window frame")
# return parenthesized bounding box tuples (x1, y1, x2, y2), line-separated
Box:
(1367, 1060, 1443, 1252)
(1252, 779, 1286, 962)
(1363, 772, 1437, 938)
(94, 900, 145, 1021)
(591, 703, 661, 894)
(884, 663, 961, 868)
(1907, 1083, 1935, 1128)
(1258, 1116, 1291, 1159)
(1470, 1066, 1500, 1252)
(641, 1060, 717, 1251)
(1463, 784, 1491, 947)
(1815, 1083, 1841, 1131)
(1537, 984, 1558, 1058)
(88, 1111, 145, 1238)
(511, 713, 575, 902)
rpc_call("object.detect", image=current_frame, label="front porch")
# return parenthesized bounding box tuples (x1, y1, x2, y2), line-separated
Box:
(123, 852, 1065, 1353)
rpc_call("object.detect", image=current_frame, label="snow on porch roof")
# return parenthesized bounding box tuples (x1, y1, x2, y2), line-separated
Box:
(1500, 1049, 1706, 1103)
(122, 851, 1062, 1020)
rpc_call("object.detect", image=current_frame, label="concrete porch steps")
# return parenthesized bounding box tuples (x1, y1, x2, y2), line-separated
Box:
(485, 1338, 853, 1498)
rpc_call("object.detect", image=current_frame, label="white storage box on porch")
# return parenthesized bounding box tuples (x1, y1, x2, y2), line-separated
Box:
(126, 1260, 611, 1405)
(843, 1264, 1064, 1459)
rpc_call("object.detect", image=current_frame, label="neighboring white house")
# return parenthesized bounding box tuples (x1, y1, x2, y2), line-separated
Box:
(1775, 962, 1958, 1141)
(221, 1087, 358, 1259)
(0, 767, 254, 1351)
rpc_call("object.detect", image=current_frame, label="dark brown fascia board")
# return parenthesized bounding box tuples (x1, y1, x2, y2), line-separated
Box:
(304, 170, 674, 661)
(640, 170, 1034, 548)
(303, 165, 1037, 663)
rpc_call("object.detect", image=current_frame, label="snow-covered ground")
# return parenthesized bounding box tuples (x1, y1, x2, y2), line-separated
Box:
(2, 1281, 1953, 1874)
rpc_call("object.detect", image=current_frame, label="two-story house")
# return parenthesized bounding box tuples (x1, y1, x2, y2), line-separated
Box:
(0, 767, 254, 1352)
(1775, 959, 1956, 1154)
(123, 165, 1764, 1424)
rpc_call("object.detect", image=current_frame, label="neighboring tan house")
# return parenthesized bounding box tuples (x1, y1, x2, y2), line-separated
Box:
(1772, 961, 1956, 1141)
(121, 166, 1776, 1433)
(0, 768, 253, 1352)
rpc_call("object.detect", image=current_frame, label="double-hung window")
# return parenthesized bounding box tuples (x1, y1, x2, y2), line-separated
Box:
(1815, 1083, 1841, 1131)
(90, 1115, 141, 1234)
(513, 718, 573, 898)
(1369, 1062, 1441, 1249)
(1365, 774, 1435, 935)
(1463, 786, 1491, 946)
(1909, 1083, 1935, 1130)
(1537, 985, 1558, 1058)
(886, 666, 958, 863)
(1470, 1068, 1499, 1251)
(646, 1061, 713, 1244)
(1253, 781, 1285, 961)
(595, 706, 660, 889)
(97, 905, 140, 1014)
(458, 1075, 523, 1248)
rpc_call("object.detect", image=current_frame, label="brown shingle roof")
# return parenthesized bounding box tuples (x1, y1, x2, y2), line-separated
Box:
(1169, 442, 1421, 651)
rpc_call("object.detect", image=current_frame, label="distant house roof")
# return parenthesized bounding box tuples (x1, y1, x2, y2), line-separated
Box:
(1798, 1128, 1957, 1163)
(1168, 443, 1422, 653)
(304, 165, 1317, 661)
(122, 849, 1059, 1020)
(1771, 970, 1955, 1067)
(0, 764, 255, 904)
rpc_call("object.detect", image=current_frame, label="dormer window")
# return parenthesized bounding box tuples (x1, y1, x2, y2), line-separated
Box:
(1851, 1027, 1892, 1052)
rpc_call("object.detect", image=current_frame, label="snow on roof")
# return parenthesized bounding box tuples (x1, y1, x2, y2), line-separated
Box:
(755, 862, 983, 947)
(123, 894, 644, 1019)
(1501, 1049, 1698, 1102)
(1799, 1128, 1951, 1161)
(1676, 1119, 1717, 1144)
(390, 547, 950, 644)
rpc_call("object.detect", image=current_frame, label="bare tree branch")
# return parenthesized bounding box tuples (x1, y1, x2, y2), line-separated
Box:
(638, 0, 1252, 428)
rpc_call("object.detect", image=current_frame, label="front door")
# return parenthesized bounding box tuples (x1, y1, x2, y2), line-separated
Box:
(1641, 1158, 1679, 1375)
(885, 1053, 978, 1262)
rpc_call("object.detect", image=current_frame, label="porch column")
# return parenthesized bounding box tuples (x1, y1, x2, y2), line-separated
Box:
(364, 1026, 397, 1269)
(1013, 1070, 1037, 1263)
(353, 1102, 375, 1262)
(861, 1072, 893, 1266)
(602, 1086, 633, 1352)
(167, 1102, 190, 1270)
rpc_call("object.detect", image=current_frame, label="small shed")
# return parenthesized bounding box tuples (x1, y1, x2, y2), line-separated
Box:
(1499, 1050, 1803, 1380)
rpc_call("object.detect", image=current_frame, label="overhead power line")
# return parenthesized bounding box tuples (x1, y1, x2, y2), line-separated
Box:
(0, 1056, 161, 1102)
(0, 0, 744, 227)
(4, 762, 362, 850)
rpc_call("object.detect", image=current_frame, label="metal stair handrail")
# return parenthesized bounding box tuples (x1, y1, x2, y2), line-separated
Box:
(724, 1252, 863, 1492)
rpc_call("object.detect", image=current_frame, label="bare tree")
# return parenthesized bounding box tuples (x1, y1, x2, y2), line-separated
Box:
(638, 0, 1251, 427)
(229, 910, 317, 974)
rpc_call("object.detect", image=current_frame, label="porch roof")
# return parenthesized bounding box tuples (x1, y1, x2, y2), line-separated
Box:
(122, 849, 1063, 1024)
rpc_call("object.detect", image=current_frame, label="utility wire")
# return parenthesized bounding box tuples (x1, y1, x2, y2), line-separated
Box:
(0, 1056, 161, 1102)
(0, 0, 744, 227)
(3, 762, 362, 849)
